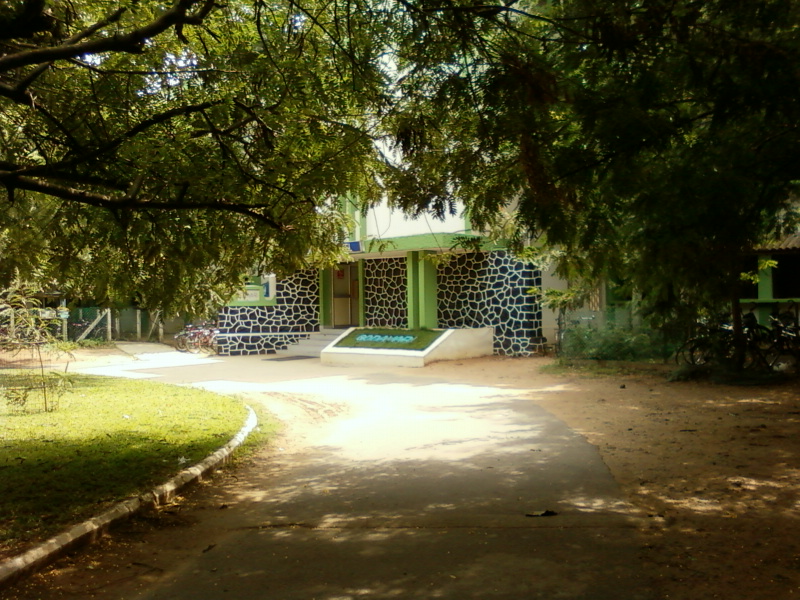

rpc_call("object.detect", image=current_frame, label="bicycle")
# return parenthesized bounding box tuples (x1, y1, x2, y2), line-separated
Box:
(760, 313, 800, 374)
(675, 311, 775, 372)
(175, 323, 218, 354)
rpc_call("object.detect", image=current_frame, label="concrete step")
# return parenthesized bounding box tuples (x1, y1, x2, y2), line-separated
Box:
(280, 331, 345, 357)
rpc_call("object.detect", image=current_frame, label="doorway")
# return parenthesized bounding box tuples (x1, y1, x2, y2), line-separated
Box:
(331, 264, 359, 328)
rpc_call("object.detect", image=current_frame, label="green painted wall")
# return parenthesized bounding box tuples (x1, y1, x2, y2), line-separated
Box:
(319, 270, 333, 327)
(406, 251, 438, 329)
(357, 260, 366, 326)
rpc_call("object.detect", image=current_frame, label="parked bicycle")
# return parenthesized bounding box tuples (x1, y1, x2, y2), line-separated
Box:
(675, 310, 799, 374)
(174, 322, 218, 354)
(762, 312, 800, 373)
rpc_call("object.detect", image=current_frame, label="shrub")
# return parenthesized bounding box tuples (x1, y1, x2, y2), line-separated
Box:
(560, 325, 675, 361)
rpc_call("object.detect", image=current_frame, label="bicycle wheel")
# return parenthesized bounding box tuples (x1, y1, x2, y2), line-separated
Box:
(676, 338, 712, 365)
(743, 345, 772, 372)
(675, 340, 695, 365)
(204, 331, 219, 355)
(186, 334, 202, 354)
(763, 344, 799, 374)
(175, 332, 188, 352)
(686, 339, 716, 366)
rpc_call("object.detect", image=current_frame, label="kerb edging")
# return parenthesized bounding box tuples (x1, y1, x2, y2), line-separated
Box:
(0, 404, 258, 590)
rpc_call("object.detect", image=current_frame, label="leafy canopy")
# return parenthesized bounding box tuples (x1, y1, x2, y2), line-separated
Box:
(379, 0, 800, 325)
(0, 0, 385, 315)
(2, 0, 799, 323)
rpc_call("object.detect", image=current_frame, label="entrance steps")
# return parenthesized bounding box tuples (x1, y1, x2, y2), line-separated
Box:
(279, 330, 343, 358)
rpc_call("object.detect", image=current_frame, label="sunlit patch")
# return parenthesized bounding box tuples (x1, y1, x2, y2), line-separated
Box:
(528, 384, 580, 394)
(728, 476, 785, 491)
(562, 495, 636, 514)
(735, 398, 781, 405)
(659, 497, 726, 513)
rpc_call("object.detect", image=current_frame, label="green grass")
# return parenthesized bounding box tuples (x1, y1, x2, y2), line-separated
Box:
(334, 328, 444, 350)
(0, 374, 259, 556)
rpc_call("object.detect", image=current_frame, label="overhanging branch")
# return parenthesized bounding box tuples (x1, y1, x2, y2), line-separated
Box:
(0, 174, 287, 231)
(15, 101, 223, 178)
(0, 0, 217, 73)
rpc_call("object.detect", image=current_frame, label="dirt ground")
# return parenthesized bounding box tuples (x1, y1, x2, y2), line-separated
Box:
(4, 351, 800, 599)
(431, 357, 800, 600)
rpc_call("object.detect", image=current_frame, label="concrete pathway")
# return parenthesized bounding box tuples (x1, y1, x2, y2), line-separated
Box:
(73, 345, 652, 599)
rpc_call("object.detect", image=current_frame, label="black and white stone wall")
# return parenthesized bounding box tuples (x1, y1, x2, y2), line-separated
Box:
(216, 270, 319, 355)
(215, 251, 542, 357)
(363, 257, 408, 328)
(437, 251, 542, 356)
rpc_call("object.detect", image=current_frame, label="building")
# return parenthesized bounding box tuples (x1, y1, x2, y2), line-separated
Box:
(215, 200, 549, 356)
(745, 233, 800, 324)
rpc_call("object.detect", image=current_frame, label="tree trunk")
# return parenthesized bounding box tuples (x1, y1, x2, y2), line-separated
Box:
(730, 293, 745, 372)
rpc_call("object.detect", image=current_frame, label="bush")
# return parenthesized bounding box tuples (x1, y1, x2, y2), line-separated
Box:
(560, 325, 675, 361)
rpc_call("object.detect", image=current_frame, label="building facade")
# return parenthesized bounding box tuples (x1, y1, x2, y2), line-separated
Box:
(216, 201, 548, 356)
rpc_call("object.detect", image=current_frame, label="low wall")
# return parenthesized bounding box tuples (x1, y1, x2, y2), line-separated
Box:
(320, 327, 494, 368)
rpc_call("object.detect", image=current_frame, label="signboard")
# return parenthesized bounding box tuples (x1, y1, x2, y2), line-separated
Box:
(237, 286, 261, 302)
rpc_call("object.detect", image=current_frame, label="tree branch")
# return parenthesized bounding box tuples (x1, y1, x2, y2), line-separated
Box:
(0, 173, 287, 231)
(0, 0, 216, 73)
(15, 101, 222, 178)
(12, 7, 130, 95)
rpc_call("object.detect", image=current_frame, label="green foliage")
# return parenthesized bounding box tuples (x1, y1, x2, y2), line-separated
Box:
(0, 0, 384, 316)
(536, 287, 595, 315)
(0, 370, 72, 413)
(0, 375, 254, 552)
(0, 284, 57, 348)
(380, 0, 800, 328)
(560, 325, 674, 362)
(2, 0, 800, 326)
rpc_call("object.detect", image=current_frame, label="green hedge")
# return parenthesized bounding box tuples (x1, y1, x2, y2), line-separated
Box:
(561, 325, 676, 361)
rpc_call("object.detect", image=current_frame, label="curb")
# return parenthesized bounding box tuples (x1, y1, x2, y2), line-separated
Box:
(0, 405, 258, 591)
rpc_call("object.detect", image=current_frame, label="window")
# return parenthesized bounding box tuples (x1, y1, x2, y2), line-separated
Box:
(773, 255, 800, 299)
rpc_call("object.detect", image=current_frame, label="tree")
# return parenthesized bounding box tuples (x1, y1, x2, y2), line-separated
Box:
(0, 0, 385, 315)
(3, 0, 799, 331)
(378, 0, 800, 332)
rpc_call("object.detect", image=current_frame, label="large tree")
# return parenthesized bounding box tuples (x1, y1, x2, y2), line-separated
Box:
(379, 0, 800, 328)
(0, 0, 385, 314)
(2, 0, 798, 325)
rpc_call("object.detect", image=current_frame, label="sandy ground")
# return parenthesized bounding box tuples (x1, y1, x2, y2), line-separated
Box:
(4, 351, 800, 599)
(423, 358, 800, 600)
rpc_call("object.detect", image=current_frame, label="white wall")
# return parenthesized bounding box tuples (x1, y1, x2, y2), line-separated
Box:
(365, 201, 469, 239)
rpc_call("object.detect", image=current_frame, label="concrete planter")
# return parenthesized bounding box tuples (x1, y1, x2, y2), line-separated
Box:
(320, 327, 494, 367)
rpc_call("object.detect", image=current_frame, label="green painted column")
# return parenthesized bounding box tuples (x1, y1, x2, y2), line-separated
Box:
(319, 269, 333, 327)
(757, 255, 774, 325)
(407, 251, 438, 330)
(407, 252, 420, 329)
(357, 260, 365, 326)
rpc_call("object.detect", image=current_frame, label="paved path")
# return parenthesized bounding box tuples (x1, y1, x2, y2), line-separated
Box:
(73, 346, 652, 599)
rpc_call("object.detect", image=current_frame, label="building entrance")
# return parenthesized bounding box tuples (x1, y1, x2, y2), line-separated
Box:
(331, 264, 359, 328)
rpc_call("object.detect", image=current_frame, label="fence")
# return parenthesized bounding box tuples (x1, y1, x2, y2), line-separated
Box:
(57, 308, 164, 343)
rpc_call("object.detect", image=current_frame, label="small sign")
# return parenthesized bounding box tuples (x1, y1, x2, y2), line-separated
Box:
(237, 287, 261, 302)
(356, 334, 417, 344)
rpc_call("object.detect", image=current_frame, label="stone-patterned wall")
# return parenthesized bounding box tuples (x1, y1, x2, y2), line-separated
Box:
(363, 257, 408, 328)
(216, 270, 319, 355)
(437, 251, 543, 356)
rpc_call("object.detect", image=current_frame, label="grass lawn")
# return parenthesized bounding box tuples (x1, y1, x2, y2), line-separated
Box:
(0, 373, 262, 558)
(334, 328, 445, 350)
